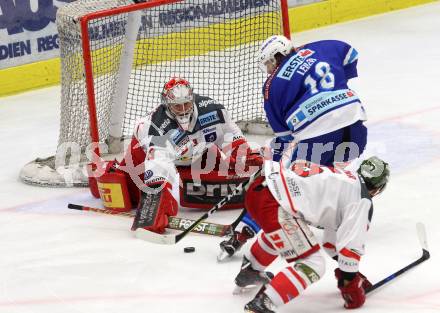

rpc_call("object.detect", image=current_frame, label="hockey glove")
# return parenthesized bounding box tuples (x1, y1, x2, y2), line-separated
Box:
(336, 270, 370, 309)
(228, 141, 264, 172)
(335, 268, 372, 292)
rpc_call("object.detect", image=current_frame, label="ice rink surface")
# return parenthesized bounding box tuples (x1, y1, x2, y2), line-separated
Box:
(1, 2, 440, 313)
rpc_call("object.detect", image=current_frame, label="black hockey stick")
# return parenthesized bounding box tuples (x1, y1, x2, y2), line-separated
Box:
(67, 203, 231, 237)
(135, 167, 262, 245)
(365, 223, 430, 294)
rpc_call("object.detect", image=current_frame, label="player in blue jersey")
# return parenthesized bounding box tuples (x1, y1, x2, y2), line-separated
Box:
(218, 36, 368, 262)
(260, 35, 367, 165)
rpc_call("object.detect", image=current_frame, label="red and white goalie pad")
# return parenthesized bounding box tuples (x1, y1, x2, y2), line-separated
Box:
(132, 181, 178, 234)
(88, 160, 136, 212)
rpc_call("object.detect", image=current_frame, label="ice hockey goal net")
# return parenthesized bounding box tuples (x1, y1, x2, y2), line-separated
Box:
(20, 0, 290, 187)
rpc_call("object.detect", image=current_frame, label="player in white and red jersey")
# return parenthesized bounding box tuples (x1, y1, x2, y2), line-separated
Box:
(232, 156, 389, 312)
(88, 77, 262, 233)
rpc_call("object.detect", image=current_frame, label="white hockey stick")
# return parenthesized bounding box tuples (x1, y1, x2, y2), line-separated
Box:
(366, 222, 430, 294)
(416, 222, 429, 251)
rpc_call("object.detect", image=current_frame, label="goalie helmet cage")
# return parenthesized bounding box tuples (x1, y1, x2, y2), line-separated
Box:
(20, 0, 291, 187)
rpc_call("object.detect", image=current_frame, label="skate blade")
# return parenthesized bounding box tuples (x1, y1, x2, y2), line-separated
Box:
(232, 285, 258, 295)
(217, 250, 231, 262)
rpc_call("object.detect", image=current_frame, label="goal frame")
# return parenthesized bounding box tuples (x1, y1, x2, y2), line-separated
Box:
(79, 0, 291, 161)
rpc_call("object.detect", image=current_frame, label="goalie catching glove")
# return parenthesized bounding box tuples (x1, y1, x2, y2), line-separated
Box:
(131, 181, 178, 234)
(223, 138, 264, 172)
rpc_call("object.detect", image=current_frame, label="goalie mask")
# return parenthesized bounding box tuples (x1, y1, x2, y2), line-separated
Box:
(259, 35, 293, 74)
(161, 77, 195, 130)
(358, 156, 390, 196)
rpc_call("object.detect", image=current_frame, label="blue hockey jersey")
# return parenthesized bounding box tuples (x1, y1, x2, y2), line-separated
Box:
(263, 40, 367, 158)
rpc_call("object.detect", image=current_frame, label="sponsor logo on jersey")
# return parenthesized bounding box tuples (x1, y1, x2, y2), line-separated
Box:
(305, 90, 356, 115)
(287, 89, 359, 130)
(277, 49, 315, 80)
(159, 118, 171, 131)
(198, 99, 216, 108)
(204, 132, 217, 143)
(170, 128, 185, 144)
(286, 177, 301, 197)
(270, 177, 283, 201)
(183, 181, 245, 204)
(198, 111, 219, 126)
(144, 170, 153, 180)
(202, 126, 216, 134)
(144, 176, 166, 185)
(177, 136, 189, 148)
(294, 263, 321, 282)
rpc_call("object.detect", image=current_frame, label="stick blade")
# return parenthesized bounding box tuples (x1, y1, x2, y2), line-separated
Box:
(416, 222, 428, 251)
(134, 228, 177, 245)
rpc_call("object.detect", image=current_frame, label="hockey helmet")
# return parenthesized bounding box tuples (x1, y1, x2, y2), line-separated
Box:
(161, 77, 195, 130)
(357, 156, 390, 196)
(258, 35, 292, 74)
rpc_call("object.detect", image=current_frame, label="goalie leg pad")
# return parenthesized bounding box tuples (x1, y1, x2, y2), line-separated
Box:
(96, 162, 133, 212)
(131, 182, 178, 234)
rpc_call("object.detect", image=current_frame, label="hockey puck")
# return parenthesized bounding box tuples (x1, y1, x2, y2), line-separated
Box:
(184, 247, 195, 253)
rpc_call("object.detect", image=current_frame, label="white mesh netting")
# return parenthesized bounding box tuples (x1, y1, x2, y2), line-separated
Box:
(20, 0, 284, 187)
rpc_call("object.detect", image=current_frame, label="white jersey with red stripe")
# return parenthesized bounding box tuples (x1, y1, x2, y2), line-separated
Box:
(264, 160, 373, 232)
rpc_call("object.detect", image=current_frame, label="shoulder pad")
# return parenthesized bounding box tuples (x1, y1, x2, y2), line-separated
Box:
(135, 106, 180, 142)
(194, 94, 224, 113)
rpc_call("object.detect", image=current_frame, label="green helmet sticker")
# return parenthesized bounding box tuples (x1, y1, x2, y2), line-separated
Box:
(358, 156, 390, 190)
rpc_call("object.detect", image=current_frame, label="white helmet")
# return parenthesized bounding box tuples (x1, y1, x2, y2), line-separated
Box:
(161, 77, 195, 130)
(258, 35, 292, 74)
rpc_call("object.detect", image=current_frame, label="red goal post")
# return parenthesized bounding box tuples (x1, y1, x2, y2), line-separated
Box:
(20, 0, 291, 187)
